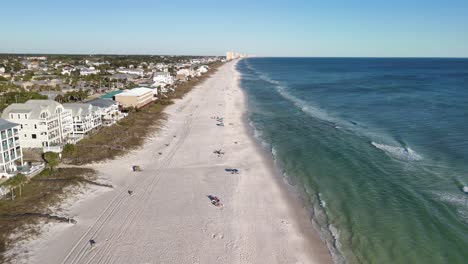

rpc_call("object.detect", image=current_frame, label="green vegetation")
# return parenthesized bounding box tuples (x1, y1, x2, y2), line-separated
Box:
(1, 174, 28, 200)
(0, 168, 97, 263)
(0, 91, 48, 112)
(55, 89, 89, 103)
(43, 152, 59, 171)
(62, 144, 77, 158)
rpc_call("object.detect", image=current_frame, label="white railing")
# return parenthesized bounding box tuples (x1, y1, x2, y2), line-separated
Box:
(43, 146, 63, 153)
(27, 163, 46, 177)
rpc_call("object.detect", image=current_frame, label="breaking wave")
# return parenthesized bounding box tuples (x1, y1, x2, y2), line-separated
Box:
(371, 142, 423, 161)
(257, 73, 344, 128)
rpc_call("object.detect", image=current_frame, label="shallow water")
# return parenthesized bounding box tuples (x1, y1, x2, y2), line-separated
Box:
(238, 58, 468, 264)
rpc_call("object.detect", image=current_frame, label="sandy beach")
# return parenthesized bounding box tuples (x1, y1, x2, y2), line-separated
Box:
(23, 60, 332, 264)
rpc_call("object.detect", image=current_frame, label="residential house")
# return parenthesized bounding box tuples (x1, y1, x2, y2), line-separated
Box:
(79, 66, 100, 76)
(1, 100, 73, 148)
(0, 119, 23, 179)
(61, 66, 74, 75)
(62, 103, 102, 135)
(116, 68, 145, 77)
(152, 71, 174, 87)
(115, 87, 154, 109)
(88, 99, 126, 126)
(197, 65, 209, 74)
(176, 69, 192, 81)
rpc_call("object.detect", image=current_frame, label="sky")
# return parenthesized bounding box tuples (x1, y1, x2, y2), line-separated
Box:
(1, 0, 468, 57)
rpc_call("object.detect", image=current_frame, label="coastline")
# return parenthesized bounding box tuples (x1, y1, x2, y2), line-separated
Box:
(233, 60, 334, 263)
(11, 60, 332, 264)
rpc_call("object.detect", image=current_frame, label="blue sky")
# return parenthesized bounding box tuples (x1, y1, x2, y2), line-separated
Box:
(1, 0, 467, 57)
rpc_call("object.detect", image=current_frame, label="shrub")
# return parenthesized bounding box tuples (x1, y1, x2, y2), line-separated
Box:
(62, 144, 77, 158)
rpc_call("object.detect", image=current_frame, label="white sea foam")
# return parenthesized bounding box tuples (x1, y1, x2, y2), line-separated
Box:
(371, 142, 423, 161)
(318, 193, 326, 208)
(271, 145, 278, 157)
(433, 191, 468, 223)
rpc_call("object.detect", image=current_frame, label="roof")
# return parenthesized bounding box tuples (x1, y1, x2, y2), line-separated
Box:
(101, 90, 123, 99)
(153, 72, 170, 76)
(0, 118, 19, 131)
(88, 98, 117, 108)
(116, 87, 153, 97)
(62, 103, 94, 116)
(1, 100, 62, 120)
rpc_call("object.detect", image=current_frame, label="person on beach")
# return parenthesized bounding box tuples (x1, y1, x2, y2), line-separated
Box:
(89, 239, 96, 247)
(128, 190, 133, 196)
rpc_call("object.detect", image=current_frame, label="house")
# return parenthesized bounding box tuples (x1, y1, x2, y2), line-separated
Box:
(0, 119, 23, 179)
(61, 66, 74, 75)
(176, 69, 191, 81)
(152, 72, 174, 87)
(197, 65, 209, 74)
(116, 68, 145, 77)
(1, 100, 73, 149)
(88, 99, 126, 126)
(62, 103, 102, 135)
(115, 87, 154, 109)
(79, 66, 100, 76)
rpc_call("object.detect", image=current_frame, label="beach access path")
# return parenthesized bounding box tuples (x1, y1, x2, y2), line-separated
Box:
(29, 60, 332, 264)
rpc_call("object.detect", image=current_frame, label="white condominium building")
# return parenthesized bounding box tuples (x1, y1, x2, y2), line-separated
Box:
(0, 119, 23, 178)
(88, 99, 126, 126)
(62, 103, 102, 135)
(1, 100, 73, 148)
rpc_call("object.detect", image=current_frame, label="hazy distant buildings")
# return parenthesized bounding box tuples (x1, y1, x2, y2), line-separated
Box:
(226, 51, 247, 61)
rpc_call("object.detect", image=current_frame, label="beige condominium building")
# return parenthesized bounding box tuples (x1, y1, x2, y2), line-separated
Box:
(115, 87, 155, 109)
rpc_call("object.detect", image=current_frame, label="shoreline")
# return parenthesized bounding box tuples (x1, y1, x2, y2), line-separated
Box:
(11, 60, 332, 264)
(235, 60, 333, 263)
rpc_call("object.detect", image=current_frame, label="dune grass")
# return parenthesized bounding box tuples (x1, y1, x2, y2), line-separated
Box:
(0, 168, 97, 263)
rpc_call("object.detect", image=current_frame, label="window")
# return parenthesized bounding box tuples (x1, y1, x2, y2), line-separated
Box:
(32, 134, 37, 139)
(24, 134, 27, 138)
(17, 114, 20, 119)
(24, 114, 27, 119)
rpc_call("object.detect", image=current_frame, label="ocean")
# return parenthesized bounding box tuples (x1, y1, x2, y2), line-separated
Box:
(237, 58, 468, 264)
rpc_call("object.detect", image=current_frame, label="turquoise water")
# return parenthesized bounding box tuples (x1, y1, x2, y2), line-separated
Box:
(238, 58, 468, 264)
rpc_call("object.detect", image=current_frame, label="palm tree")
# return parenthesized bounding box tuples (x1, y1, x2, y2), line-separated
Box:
(3, 173, 28, 200)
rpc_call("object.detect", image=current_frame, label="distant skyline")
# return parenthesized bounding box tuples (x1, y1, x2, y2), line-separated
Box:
(1, 0, 468, 57)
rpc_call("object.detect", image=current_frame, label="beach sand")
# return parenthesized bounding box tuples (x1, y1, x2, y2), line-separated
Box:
(25, 60, 332, 264)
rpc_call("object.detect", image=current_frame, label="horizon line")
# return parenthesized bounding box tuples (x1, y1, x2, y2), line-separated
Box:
(0, 53, 467, 59)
